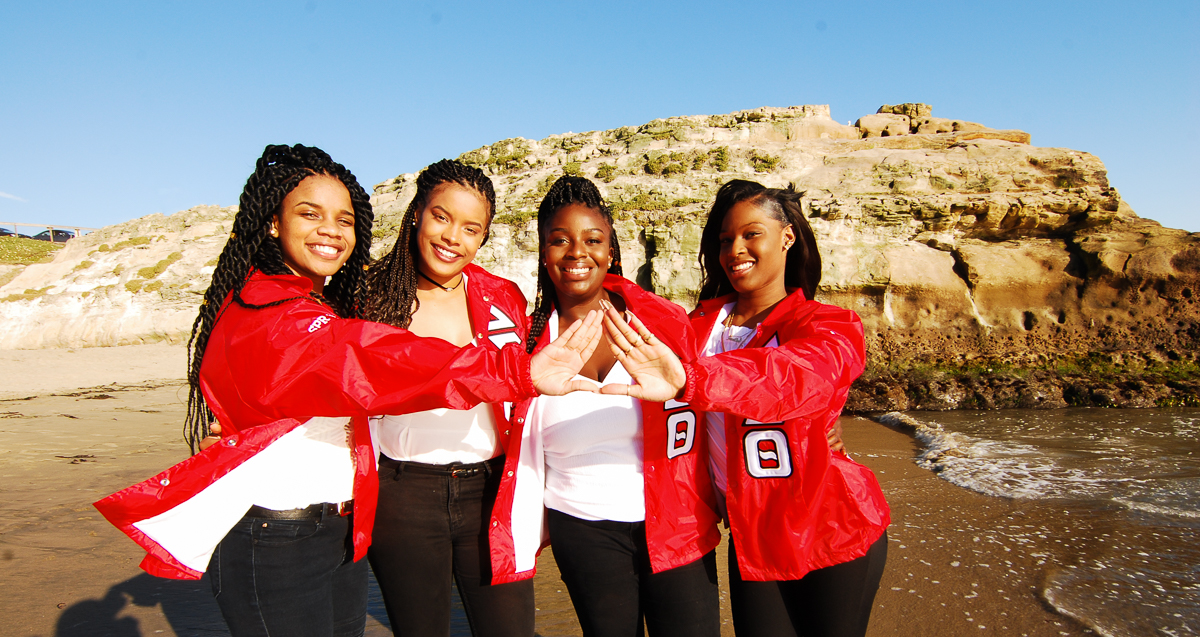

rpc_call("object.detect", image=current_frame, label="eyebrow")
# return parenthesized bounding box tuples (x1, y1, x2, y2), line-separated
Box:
(293, 201, 354, 217)
(723, 221, 768, 230)
(431, 205, 485, 225)
(549, 227, 606, 233)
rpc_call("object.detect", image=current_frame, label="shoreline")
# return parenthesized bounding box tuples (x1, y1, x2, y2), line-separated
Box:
(0, 344, 1096, 636)
(848, 365, 1200, 412)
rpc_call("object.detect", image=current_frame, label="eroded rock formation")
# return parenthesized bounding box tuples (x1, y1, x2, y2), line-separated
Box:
(2, 103, 1197, 409)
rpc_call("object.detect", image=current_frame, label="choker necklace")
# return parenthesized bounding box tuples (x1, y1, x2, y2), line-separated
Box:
(417, 269, 463, 291)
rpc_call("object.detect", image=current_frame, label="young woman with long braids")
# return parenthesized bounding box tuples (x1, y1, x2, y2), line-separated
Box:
(488, 176, 723, 637)
(361, 159, 538, 637)
(94, 145, 603, 637)
(599, 179, 890, 637)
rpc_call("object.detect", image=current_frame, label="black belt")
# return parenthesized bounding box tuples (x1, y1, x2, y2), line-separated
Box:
(380, 455, 505, 478)
(246, 500, 353, 519)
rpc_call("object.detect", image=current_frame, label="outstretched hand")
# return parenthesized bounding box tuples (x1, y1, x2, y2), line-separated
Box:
(597, 300, 686, 402)
(530, 310, 604, 395)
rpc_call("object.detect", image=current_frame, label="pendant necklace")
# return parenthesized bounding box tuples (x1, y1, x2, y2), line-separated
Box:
(721, 312, 753, 352)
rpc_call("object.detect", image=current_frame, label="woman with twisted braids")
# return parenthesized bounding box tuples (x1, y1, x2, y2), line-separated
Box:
(488, 176, 723, 637)
(599, 179, 890, 637)
(94, 145, 602, 637)
(361, 159, 538, 637)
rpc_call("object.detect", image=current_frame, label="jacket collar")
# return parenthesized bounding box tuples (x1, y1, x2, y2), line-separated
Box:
(240, 268, 318, 306)
(462, 263, 524, 351)
(693, 288, 814, 348)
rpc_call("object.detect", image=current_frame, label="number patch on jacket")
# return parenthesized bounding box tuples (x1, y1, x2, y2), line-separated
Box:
(743, 429, 792, 478)
(666, 410, 696, 459)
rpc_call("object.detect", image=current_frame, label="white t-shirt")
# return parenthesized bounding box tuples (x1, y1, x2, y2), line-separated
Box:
(534, 310, 645, 522)
(700, 302, 754, 495)
(371, 403, 499, 464)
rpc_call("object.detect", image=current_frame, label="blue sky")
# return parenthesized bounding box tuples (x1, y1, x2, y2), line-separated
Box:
(2, 1, 1197, 232)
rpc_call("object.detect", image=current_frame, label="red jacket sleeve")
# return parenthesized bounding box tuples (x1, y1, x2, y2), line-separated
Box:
(202, 298, 536, 429)
(681, 304, 865, 423)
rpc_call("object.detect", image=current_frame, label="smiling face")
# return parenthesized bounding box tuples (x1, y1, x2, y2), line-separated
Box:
(543, 203, 613, 304)
(414, 183, 490, 285)
(718, 199, 795, 295)
(272, 174, 356, 294)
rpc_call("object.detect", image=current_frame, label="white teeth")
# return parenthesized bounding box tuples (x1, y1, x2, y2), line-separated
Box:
(434, 246, 459, 259)
(312, 245, 338, 256)
(566, 268, 590, 274)
(731, 262, 753, 272)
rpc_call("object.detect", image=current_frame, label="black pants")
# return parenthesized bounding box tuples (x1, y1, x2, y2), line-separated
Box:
(368, 456, 534, 637)
(208, 511, 367, 637)
(546, 508, 721, 637)
(728, 531, 888, 637)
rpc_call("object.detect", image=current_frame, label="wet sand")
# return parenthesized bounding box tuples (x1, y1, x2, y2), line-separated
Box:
(0, 344, 1091, 636)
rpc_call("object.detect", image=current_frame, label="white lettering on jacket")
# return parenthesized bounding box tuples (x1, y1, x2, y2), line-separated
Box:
(307, 315, 334, 333)
(487, 306, 522, 349)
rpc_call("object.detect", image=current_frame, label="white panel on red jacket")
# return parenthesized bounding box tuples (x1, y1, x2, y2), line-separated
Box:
(487, 306, 522, 349)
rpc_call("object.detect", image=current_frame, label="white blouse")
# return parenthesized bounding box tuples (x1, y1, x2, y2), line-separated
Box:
(533, 310, 645, 522)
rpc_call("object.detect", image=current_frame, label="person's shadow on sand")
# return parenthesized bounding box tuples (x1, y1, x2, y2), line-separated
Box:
(55, 573, 226, 636)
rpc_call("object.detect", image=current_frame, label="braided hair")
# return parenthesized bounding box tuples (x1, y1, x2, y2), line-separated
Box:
(363, 159, 496, 328)
(184, 143, 375, 453)
(527, 176, 623, 352)
(698, 179, 820, 302)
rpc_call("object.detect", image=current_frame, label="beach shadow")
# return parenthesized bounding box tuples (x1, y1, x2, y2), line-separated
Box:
(55, 572, 226, 636)
(54, 568, 460, 636)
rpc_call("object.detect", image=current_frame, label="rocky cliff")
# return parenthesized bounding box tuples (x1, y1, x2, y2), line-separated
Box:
(3, 104, 1197, 407)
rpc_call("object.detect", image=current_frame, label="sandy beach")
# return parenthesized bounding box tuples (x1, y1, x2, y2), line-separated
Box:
(0, 344, 1092, 636)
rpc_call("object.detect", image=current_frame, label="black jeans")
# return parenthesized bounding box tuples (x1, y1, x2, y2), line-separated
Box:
(368, 456, 534, 637)
(546, 508, 721, 637)
(208, 510, 367, 637)
(728, 531, 888, 637)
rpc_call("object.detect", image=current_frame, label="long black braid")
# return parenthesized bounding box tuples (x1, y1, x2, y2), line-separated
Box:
(527, 176, 623, 353)
(184, 144, 375, 453)
(363, 159, 496, 328)
(698, 179, 821, 302)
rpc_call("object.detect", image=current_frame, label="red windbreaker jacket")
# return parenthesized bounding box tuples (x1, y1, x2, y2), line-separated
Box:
(683, 290, 890, 581)
(487, 275, 722, 583)
(94, 269, 536, 580)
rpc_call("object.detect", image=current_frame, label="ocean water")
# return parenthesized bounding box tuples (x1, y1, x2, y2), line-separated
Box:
(884, 408, 1200, 637)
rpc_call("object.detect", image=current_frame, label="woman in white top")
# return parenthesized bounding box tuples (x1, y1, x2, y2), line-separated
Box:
(505, 176, 723, 637)
(361, 159, 536, 637)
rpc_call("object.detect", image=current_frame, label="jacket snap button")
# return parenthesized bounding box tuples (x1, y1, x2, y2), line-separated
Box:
(160, 478, 170, 486)
(507, 471, 514, 477)
(505, 429, 510, 435)
(517, 417, 523, 423)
